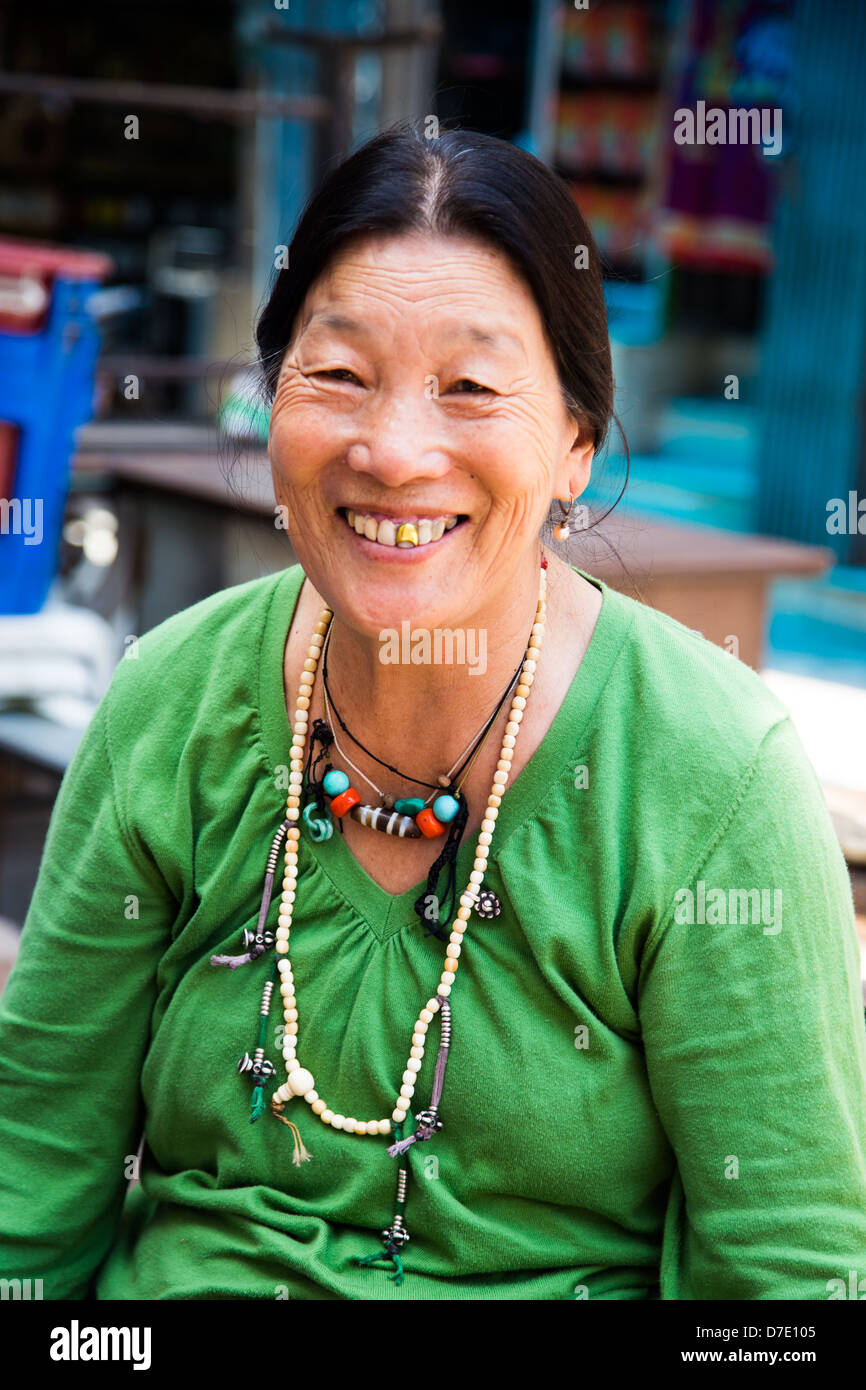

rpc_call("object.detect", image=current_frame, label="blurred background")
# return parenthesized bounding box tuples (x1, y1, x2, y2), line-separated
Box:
(0, 0, 864, 992)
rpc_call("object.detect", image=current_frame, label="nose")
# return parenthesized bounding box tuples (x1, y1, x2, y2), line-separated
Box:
(346, 388, 451, 489)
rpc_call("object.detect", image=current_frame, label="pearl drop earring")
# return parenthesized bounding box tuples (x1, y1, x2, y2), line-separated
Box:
(553, 494, 576, 542)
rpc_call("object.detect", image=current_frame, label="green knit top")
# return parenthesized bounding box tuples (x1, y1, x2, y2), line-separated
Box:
(0, 562, 864, 1301)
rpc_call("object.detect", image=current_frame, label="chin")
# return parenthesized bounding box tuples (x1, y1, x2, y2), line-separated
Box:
(338, 573, 466, 639)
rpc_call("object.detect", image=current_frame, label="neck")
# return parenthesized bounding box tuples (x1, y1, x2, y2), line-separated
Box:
(315, 550, 550, 788)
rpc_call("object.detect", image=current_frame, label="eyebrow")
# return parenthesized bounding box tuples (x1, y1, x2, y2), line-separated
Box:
(302, 309, 523, 352)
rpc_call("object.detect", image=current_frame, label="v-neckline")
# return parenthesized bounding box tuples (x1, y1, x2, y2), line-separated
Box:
(259, 562, 632, 942)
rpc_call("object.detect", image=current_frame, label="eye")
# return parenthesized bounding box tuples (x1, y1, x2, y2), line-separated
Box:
(450, 378, 491, 394)
(318, 368, 361, 384)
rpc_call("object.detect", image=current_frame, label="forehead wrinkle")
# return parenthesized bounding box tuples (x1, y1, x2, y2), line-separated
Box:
(303, 307, 524, 356)
(297, 251, 546, 363)
(304, 254, 536, 319)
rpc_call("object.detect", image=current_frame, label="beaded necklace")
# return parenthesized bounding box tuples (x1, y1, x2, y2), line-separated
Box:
(311, 642, 526, 937)
(319, 621, 523, 815)
(212, 555, 548, 1283)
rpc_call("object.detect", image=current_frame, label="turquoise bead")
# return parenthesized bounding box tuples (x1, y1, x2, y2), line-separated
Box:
(433, 794, 459, 823)
(394, 797, 425, 815)
(323, 768, 349, 795)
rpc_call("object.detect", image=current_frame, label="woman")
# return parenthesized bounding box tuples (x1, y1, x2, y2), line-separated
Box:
(1, 123, 864, 1301)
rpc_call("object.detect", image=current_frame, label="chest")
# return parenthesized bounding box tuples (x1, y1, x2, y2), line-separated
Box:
(281, 582, 600, 898)
(330, 698, 560, 896)
(143, 850, 668, 1228)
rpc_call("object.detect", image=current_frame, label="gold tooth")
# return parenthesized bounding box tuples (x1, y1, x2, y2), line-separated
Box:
(349, 513, 459, 545)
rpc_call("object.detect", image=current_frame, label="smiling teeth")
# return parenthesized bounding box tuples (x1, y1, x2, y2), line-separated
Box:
(345, 511, 458, 547)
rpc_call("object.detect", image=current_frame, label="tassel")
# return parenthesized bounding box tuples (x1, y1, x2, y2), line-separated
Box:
(273, 1110, 312, 1165)
(386, 1132, 418, 1157)
(211, 949, 259, 969)
(354, 1123, 411, 1283)
(249, 1085, 266, 1123)
(354, 1248, 405, 1285)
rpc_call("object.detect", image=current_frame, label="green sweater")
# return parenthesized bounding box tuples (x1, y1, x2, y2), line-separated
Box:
(1, 563, 864, 1301)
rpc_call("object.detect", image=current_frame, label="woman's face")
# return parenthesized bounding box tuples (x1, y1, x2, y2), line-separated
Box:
(268, 231, 593, 633)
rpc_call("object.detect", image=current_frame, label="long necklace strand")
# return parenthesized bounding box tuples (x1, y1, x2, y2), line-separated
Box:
(219, 556, 551, 1279)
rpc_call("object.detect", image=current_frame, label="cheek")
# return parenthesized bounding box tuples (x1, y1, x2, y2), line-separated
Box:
(475, 411, 557, 498)
(269, 398, 336, 488)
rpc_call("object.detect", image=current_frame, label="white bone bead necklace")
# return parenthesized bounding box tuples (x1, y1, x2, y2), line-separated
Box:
(269, 560, 547, 1138)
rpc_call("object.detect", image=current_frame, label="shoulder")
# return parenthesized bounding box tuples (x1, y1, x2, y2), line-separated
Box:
(575, 581, 840, 950)
(591, 577, 796, 799)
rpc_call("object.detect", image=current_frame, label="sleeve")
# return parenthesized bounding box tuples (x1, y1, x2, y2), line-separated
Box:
(638, 715, 866, 1300)
(0, 681, 177, 1299)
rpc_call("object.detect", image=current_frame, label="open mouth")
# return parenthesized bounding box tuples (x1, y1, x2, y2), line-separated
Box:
(338, 508, 470, 550)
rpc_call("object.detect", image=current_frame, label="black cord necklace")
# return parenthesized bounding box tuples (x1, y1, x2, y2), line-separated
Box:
(303, 628, 525, 939)
(321, 629, 523, 792)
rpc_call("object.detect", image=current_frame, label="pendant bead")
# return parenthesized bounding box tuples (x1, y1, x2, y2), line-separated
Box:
(323, 768, 350, 795)
(416, 808, 446, 838)
(394, 796, 425, 815)
(330, 787, 361, 817)
(432, 794, 460, 823)
(351, 803, 422, 837)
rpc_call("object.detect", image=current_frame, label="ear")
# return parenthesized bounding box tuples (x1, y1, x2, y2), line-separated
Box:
(551, 426, 595, 503)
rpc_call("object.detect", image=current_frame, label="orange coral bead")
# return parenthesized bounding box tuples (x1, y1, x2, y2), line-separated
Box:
(330, 788, 361, 817)
(416, 807, 446, 838)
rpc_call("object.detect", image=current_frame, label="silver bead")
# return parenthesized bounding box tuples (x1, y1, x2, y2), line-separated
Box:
(476, 888, 501, 919)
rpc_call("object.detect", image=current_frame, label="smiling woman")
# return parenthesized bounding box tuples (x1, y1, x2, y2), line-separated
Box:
(0, 121, 864, 1304)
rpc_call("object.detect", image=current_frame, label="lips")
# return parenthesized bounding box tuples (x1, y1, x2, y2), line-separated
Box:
(339, 508, 466, 549)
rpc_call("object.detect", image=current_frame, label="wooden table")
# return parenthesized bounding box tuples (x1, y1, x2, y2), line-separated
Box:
(574, 510, 834, 668)
(73, 447, 835, 671)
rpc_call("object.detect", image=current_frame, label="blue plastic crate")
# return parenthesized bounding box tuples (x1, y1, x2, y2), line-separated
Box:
(0, 252, 109, 614)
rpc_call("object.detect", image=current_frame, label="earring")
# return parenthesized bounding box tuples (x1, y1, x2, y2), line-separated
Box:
(553, 494, 576, 541)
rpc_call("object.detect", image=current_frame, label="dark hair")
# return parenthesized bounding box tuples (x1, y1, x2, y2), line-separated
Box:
(254, 119, 630, 541)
